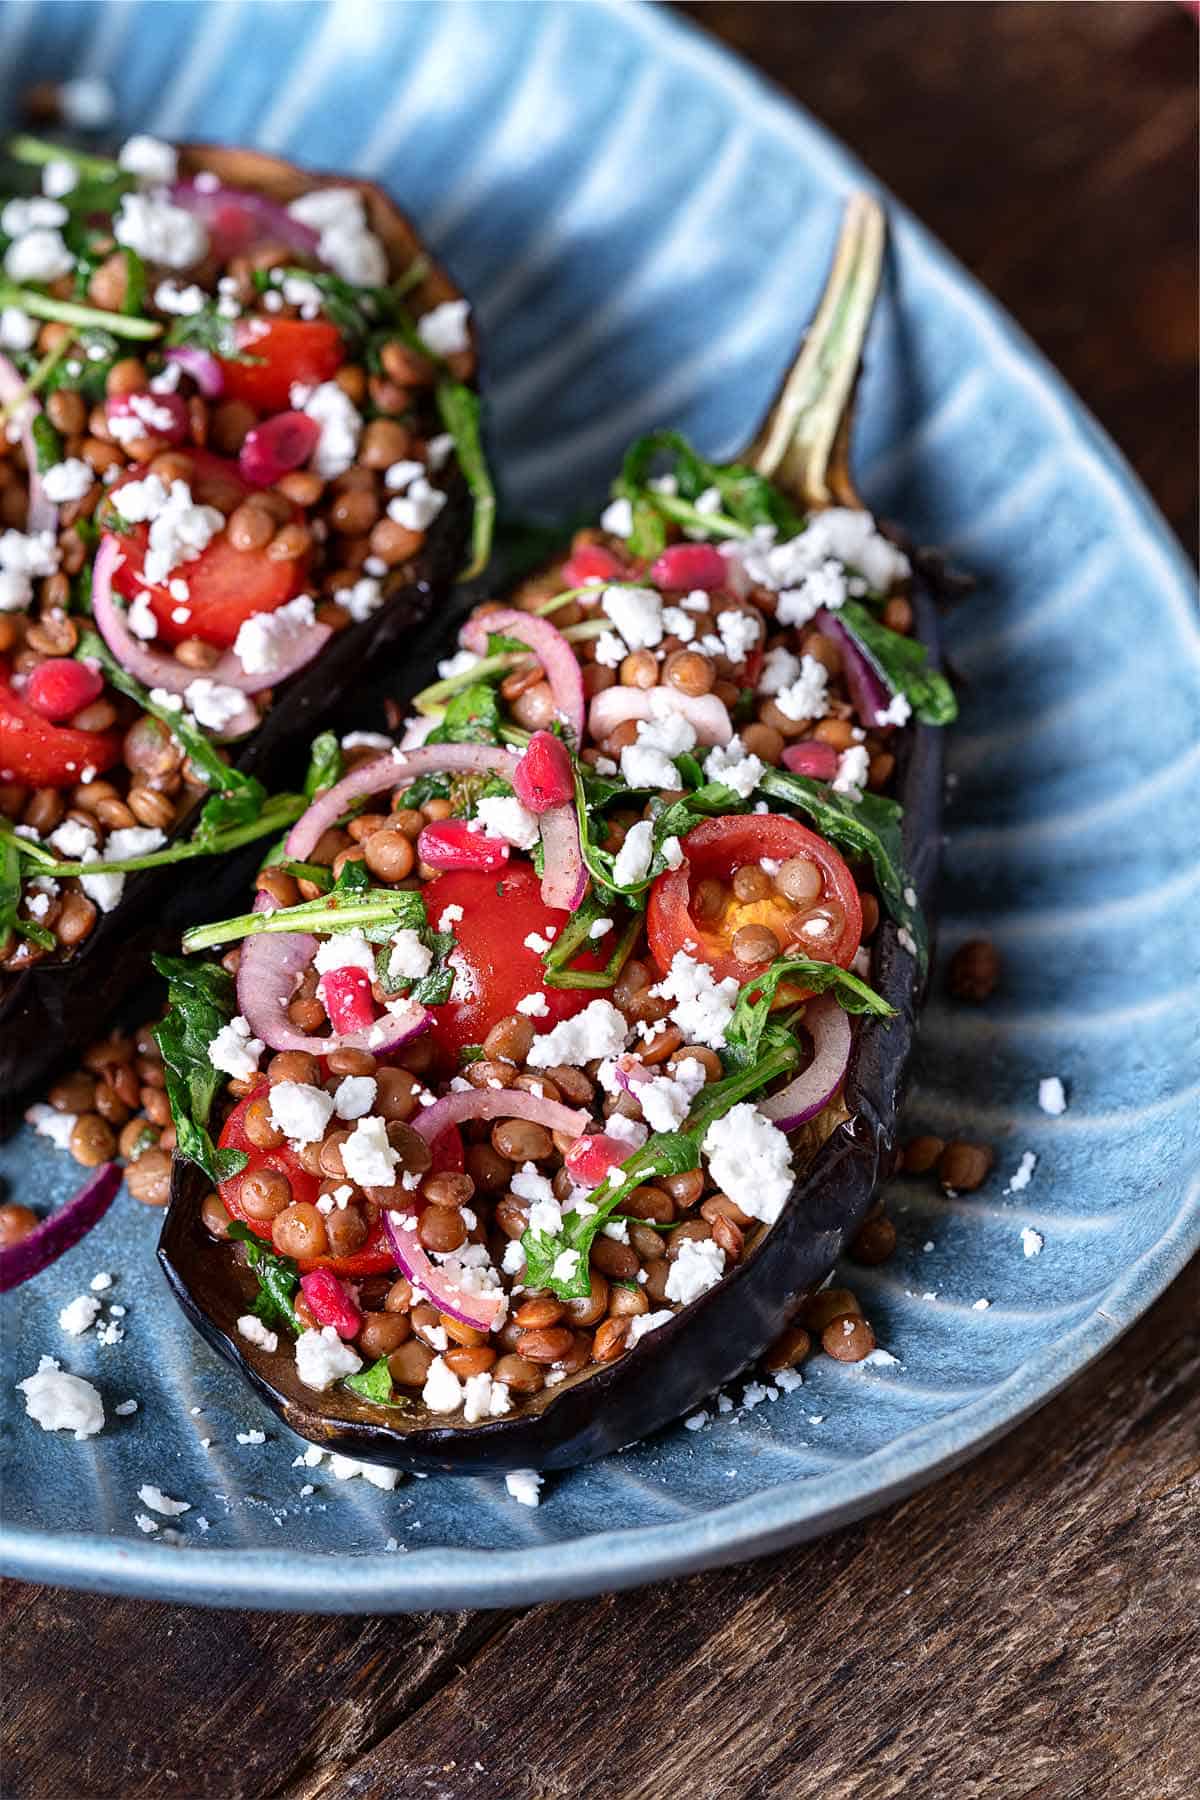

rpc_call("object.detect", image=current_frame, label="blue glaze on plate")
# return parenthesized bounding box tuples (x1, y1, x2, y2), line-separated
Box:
(1, 0, 1197, 1612)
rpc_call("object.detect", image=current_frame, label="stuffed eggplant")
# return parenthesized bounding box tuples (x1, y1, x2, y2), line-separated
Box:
(0, 132, 489, 1131)
(158, 195, 951, 1472)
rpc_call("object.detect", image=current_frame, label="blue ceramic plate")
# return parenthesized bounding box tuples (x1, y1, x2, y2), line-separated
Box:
(1, 0, 1197, 1613)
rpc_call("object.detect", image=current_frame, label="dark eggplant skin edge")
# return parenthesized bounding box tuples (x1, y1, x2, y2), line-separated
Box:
(0, 143, 477, 1135)
(157, 580, 944, 1474)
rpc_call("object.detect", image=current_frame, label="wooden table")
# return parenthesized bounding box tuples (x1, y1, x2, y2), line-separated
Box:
(4, 7, 1197, 1796)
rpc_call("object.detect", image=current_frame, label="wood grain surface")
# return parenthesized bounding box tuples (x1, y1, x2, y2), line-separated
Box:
(3, 7, 1197, 1799)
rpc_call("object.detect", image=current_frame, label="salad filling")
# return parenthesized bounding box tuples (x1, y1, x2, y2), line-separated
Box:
(0, 133, 488, 970)
(161, 428, 954, 1425)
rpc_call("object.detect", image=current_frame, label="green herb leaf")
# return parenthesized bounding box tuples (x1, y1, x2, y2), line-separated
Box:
(165, 302, 253, 361)
(0, 280, 161, 340)
(152, 954, 247, 1186)
(426, 678, 503, 746)
(613, 429, 805, 545)
(30, 411, 62, 474)
(344, 1355, 399, 1404)
(722, 954, 894, 1073)
(436, 379, 495, 577)
(226, 1222, 301, 1334)
(838, 600, 957, 726)
(303, 731, 342, 799)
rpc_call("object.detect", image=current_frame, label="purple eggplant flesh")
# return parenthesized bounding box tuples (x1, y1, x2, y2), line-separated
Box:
(157, 580, 943, 1474)
(0, 144, 478, 1135)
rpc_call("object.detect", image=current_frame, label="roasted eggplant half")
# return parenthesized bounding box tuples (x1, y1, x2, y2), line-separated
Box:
(159, 195, 950, 1472)
(0, 136, 487, 1131)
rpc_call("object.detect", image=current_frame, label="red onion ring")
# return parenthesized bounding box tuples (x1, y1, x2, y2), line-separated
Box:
(815, 609, 893, 728)
(382, 1210, 505, 1334)
(587, 686, 733, 748)
(0, 352, 56, 534)
(408, 1085, 588, 1150)
(91, 536, 328, 716)
(537, 801, 588, 911)
(235, 895, 428, 1056)
(164, 346, 225, 397)
(460, 607, 585, 746)
(0, 1162, 121, 1294)
(757, 995, 852, 1130)
(169, 179, 320, 259)
(285, 743, 518, 863)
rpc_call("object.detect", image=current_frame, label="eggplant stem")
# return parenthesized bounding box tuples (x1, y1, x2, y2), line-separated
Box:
(746, 192, 885, 511)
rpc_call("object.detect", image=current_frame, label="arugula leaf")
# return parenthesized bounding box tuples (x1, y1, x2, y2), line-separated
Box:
(166, 303, 254, 362)
(838, 600, 957, 726)
(369, 888, 458, 1004)
(119, 246, 147, 318)
(541, 893, 640, 991)
(182, 881, 427, 953)
(152, 954, 247, 1185)
(344, 1355, 399, 1404)
(436, 379, 495, 577)
(30, 412, 62, 474)
(521, 1036, 800, 1298)
(721, 954, 894, 1073)
(76, 627, 253, 795)
(0, 281, 161, 340)
(0, 836, 52, 950)
(613, 429, 805, 549)
(304, 730, 342, 798)
(398, 771, 451, 810)
(226, 1223, 301, 1334)
(757, 766, 926, 962)
(426, 678, 502, 746)
(42, 327, 121, 405)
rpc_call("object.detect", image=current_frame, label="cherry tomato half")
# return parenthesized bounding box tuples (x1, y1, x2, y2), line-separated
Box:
(0, 660, 121, 786)
(108, 449, 307, 648)
(218, 318, 346, 415)
(646, 814, 862, 989)
(420, 863, 605, 1071)
(217, 1082, 463, 1278)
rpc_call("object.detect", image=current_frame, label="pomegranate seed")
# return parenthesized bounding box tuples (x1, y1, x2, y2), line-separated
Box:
(299, 1268, 362, 1338)
(238, 410, 322, 488)
(24, 658, 104, 723)
(561, 543, 624, 587)
(781, 742, 840, 781)
(649, 543, 728, 592)
(513, 731, 574, 814)
(417, 820, 510, 873)
(565, 1132, 629, 1189)
(317, 965, 376, 1034)
(105, 389, 188, 447)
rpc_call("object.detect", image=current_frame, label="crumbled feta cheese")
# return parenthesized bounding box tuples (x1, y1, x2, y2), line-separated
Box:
(435, 647, 480, 681)
(626, 1310, 673, 1346)
(332, 1076, 377, 1123)
(876, 692, 912, 728)
(774, 559, 849, 628)
(702, 1103, 794, 1223)
(665, 1236, 726, 1305)
(58, 1294, 101, 1336)
(117, 133, 178, 184)
(1020, 1227, 1045, 1259)
(4, 227, 74, 283)
(650, 951, 739, 1050)
(523, 930, 552, 955)
(181, 677, 247, 733)
(773, 655, 830, 723)
(422, 1354, 464, 1414)
(637, 1057, 707, 1134)
(716, 609, 760, 664)
(474, 794, 540, 851)
(114, 191, 207, 268)
(40, 458, 94, 504)
(137, 1482, 190, 1517)
(416, 298, 472, 358)
(114, 1398, 138, 1416)
(832, 745, 870, 800)
(237, 1316, 279, 1352)
(661, 605, 696, 642)
(1038, 1076, 1068, 1116)
(515, 991, 550, 1018)
(269, 1080, 336, 1146)
(286, 186, 388, 286)
(527, 998, 629, 1069)
(612, 818, 655, 887)
(462, 1372, 511, 1423)
(118, 475, 224, 585)
(236, 1429, 267, 1445)
(153, 278, 207, 316)
(0, 306, 37, 352)
(1004, 1151, 1038, 1196)
(387, 476, 446, 533)
(551, 1248, 581, 1284)
(601, 584, 662, 651)
(295, 1326, 362, 1391)
(134, 1514, 159, 1534)
(207, 1014, 263, 1081)
(593, 630, 626, 669)
(341, 1115, 399, 1188)
(972, 1298, 992, 1312)
(501, 1237, 526, 1276)
(291, 379, 362, 478)
(326, 1454, 401, 1489)
(25, 1102, 77, 1150)
(511, 1161, 557, 1211)
(342, 731, 392, 753)
(16, 1356, 104, 1438)
(438, 903, 464, 932)
(386, 928, 433, 983)
(339, 575, 384, 621)
(505, 1468, 543, 1507)
(90, 1272, 112, 1292)
(620, 741, 684, 792)
(703, 737, 764, 799)
(127, 590, 158, 640)
(313, 927, 376, 979)
(233, 594, 317, 676)
(40, 159, 79, 200)
(757, 646, 801, 696)
(599, 498, 633, 539)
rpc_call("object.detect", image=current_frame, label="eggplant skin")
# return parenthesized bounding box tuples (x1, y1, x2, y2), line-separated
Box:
(0, 143, 476, 1136)
(158, 582, 943, 1474)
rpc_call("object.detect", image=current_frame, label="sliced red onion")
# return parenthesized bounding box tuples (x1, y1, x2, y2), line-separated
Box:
(781, 741, 840, 781)
(285, 743, 517, 862)
(382, 1210, 505, 1334)
(611, 1054, 654, 1099)
(587, 685, 733, 748)
(815, 609, 893, 728)
(538, 801, 588, 911)
(460, 607, 585, 746)
(164, 346, 225, 398)
(235, 897, 428, 1056)
(758, 995, 852, 1130)
(170, 179, 320, 259)
(239, 411, 320, 487)
(0, 1162, 121, 1294)
(408, 1085, 588, 1151)
(0, 352, 56, 534)
(91, 535, 329, 708)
